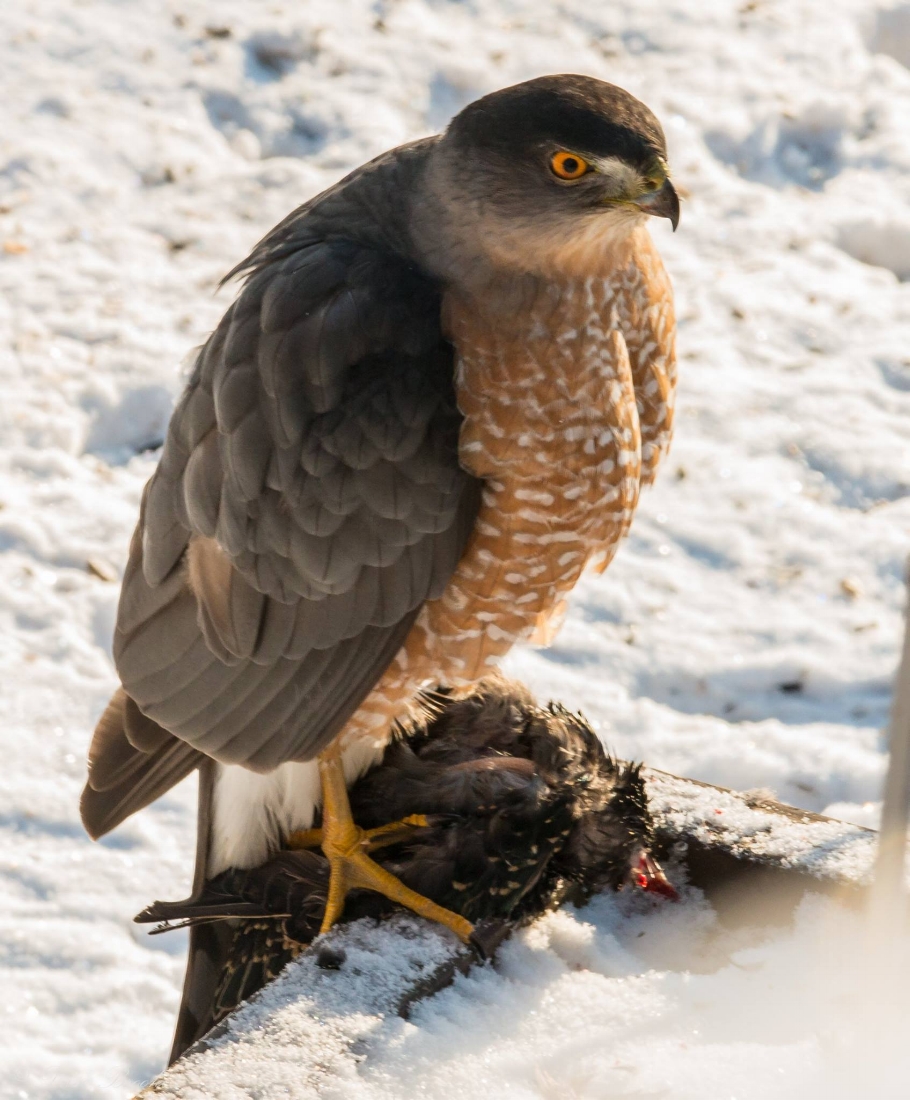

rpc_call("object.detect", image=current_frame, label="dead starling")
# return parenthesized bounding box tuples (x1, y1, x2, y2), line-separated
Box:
(137, 680, 675, 1059)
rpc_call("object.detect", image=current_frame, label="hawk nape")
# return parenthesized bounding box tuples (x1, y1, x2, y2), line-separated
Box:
(81, 74, 679, 947)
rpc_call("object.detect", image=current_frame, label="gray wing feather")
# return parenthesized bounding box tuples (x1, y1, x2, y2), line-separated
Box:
(182, 429, 222, 536)
(92, 149, 480, 816)
(80, 688, 204, 839)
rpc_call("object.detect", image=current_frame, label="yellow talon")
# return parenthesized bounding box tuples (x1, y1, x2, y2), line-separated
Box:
(359, 814, 430, 853)
(311, 749, 474, 942)
(287, 814, 430, 854)
(286, 827, 324, 850)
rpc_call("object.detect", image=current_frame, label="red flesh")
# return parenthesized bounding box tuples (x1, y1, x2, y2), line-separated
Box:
(632, 852, 680, 902)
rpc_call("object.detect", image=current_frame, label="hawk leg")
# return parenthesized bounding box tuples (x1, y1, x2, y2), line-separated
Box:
(287, 816, 429, 856)
(288, 747, 474, 942)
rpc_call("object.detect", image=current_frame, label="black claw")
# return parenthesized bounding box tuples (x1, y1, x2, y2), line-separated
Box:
(468, 918, 511, 961)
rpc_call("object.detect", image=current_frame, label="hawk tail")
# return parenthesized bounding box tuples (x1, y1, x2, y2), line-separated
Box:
(80, 688, 203, 840)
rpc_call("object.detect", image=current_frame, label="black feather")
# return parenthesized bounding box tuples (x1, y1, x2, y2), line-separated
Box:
(139, 680, 662, 1029)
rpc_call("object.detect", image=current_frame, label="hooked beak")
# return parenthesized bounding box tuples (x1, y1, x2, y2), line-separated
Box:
(633, 178, 680, 232)
(628, 849, 680, 901)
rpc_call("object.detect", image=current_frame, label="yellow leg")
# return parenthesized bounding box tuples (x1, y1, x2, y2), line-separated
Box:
(287, 815, 429, 854)
(309, 746, 474, 942)
(286, 827, 324, 850)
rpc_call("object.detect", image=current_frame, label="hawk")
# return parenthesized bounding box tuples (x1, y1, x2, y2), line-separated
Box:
(81, 74, 679, 946)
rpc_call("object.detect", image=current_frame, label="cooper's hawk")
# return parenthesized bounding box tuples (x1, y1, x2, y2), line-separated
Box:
(81, 74, 679, 945)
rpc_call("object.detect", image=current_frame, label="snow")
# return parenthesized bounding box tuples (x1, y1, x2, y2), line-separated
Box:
(137, 892, 910, 1100)
(645, 769, 881, 883)
(136, 913, 472, 1100)
(137, 781, 900, 1100)
(349, 893, 910, 1100)
(2, 0, 910, 1096)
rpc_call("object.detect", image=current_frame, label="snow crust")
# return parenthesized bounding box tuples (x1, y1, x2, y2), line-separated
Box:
(646, 769, 880, 883)
(139, 892, 910, 1100)
(137, 914, 468, 1100)
(315, 893, 910, 1100)
(2, 0, 910, 1095)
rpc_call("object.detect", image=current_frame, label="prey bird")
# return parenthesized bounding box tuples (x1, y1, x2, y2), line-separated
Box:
(138, 679, 677, 1061)
(81, 75, 679, 949)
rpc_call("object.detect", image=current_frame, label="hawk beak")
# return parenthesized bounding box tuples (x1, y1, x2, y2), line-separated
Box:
(633, 178, 680, 232)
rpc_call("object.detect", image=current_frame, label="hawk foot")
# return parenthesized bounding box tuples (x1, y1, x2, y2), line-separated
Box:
(287, 814, 429, 856)
(291, 750, 474, 943)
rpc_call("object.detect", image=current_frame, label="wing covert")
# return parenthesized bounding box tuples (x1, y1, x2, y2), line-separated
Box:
(113, 180, 481, 772)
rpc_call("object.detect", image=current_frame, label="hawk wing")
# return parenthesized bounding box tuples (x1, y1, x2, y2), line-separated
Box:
(82, 161, 481, 838)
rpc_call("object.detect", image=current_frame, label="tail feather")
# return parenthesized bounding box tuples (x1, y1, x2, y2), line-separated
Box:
(80, 688, 203, 839)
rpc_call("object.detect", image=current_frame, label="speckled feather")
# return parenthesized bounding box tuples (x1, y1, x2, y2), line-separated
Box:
(342, 228, 675, 742)
(138, 680, 659, 1052)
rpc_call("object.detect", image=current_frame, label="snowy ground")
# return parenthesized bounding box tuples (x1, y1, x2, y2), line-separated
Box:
(135, 890, 910, 1100)
(2, 0, 910, 1096)
(345, 890, 910, 1100)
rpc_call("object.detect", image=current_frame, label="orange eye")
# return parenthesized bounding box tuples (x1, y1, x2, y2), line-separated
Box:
(550, 151, 590, 180)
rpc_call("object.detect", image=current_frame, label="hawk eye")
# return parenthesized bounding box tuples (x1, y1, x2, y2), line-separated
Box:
(550, 151, 591, 180)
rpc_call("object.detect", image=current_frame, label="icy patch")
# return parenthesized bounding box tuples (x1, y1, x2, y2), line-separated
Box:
(837, 217, 910, 280)
(706, 102, 848, 189)
(82, 384, 173, 463)
(869, 4, 910, 68)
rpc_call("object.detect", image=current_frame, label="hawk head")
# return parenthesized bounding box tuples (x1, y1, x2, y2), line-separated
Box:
(415, 74, 679, 279)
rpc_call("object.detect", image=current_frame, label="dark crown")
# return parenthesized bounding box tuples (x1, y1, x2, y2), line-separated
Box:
(447, 74, 667, 170)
